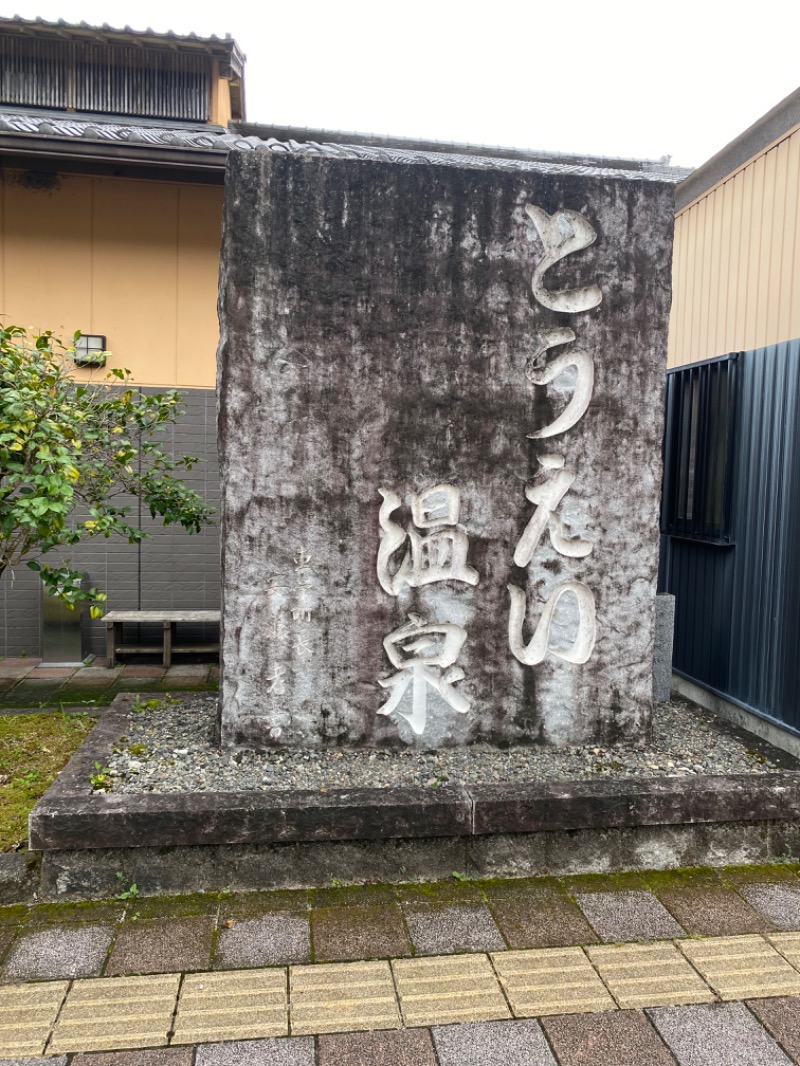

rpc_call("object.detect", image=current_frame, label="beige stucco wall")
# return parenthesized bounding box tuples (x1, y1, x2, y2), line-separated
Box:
(668, 123, 800, 368)
(0, 170, 223, 387)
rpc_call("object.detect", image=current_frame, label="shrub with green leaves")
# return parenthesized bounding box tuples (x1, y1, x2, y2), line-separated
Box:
(0, 324, 214, 610)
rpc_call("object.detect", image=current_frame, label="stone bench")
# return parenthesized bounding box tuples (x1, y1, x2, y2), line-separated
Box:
(104, 610, 220, 668)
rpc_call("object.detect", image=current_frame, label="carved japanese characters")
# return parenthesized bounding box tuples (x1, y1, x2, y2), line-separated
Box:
(377, 484, 477, 736)
(509, 203, 601, 670)
(377, 484, 479, 595)
(524, 204, 603, 313)
(378, 615, 470, 735)
(218, 149, 674, 749)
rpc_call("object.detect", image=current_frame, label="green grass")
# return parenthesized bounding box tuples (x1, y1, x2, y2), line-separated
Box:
(0, 713, 94, 851)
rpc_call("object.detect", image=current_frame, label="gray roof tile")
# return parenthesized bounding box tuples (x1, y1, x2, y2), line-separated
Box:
(0, 108, 688, 183)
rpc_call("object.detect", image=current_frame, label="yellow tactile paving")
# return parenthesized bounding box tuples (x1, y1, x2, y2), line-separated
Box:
(587, 941, 716, 1008)
(171, 969, 288, 1044)
(492, 947, 615, 1017)
(768, 932, 800, 970)
(49, 974, 179, 1054)
(290, 960, 400, 1035)
(392, 953, 510, 1028)
(679, 935, 800, 1001)
(14, 931, 800, 1054)
(0, 980, 69, 1057)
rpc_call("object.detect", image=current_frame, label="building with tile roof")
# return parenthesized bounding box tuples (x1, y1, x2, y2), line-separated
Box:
(0, 15, 688, 663)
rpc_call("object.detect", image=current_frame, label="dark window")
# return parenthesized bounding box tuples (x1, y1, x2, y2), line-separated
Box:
(662, 353, 738, 543)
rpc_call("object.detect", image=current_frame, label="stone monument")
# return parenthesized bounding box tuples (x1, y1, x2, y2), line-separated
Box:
(218, 145, 675, 749)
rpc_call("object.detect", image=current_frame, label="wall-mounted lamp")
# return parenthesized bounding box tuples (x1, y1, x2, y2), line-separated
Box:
(73, 334, 107, 368)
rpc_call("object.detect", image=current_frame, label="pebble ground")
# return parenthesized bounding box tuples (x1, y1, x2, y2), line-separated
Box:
(101, 694, 796, 795)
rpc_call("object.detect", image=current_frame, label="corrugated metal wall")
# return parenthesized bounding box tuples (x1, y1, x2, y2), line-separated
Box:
(668, 125, 800, 368)
(0, 36, 211, 121)
(663, 339, 800, 732)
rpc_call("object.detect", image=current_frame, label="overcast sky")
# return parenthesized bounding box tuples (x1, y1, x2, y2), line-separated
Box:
(4, 0, 800, 168)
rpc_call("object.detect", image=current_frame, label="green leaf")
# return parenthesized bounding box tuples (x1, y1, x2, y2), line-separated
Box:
(0, 324, 213, 605)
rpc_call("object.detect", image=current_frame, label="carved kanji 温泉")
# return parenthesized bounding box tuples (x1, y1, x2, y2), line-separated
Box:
(376, 484, 478, 735)
(377, 483, 479, 596)
(377, 614, 470, 735)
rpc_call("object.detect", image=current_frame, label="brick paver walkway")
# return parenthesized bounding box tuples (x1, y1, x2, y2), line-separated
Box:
(2, 868, 800, 1061)
(0, 658, 217, 708)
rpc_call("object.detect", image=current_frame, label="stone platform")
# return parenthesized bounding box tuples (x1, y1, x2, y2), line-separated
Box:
(28, 695, 800, 901)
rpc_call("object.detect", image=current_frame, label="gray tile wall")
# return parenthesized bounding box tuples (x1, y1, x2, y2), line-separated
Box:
(0, 388, 220, 658)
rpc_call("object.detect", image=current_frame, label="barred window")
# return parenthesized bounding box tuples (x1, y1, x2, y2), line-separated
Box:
(662, 354, 738, 543)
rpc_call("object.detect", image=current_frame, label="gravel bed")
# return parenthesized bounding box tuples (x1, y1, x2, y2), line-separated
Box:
(98, 694, 797, 795)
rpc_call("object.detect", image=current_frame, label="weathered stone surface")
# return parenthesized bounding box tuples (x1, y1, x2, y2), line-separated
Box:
(31, 820, 800, 901)
(470, 774, 800, 835)
(217, 149, 676, 749)
(30, 784, 472, 850)
(653, 595, 675, 703)
(0, 855, 38, 906)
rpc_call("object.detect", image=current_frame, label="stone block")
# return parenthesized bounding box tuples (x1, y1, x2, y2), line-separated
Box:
(587, 942, 714, 1008)
(0, 981, 69, 1057)
(402, 902, 506, 955)
(72, 1053, 192, 1066)
(214, 914, 310, 968)
(172, 969, 287, 1044)
(195, 1039, 314, 1066)
(491, 946, 614, 1017)
(2, 925, 113, 981)
(747, 997, 800, 1064)
(432, 1019, 557, 1065)
(648, 1002, 793, 1065)
(574, 890, 686, 942)
(654, 885, 772, 936)
(318, 1029, 436, 1066)
(218, 148, 675, 749)
(488, 893, 598, 949)
(290, 959, 399, 1035)
(104, 916, 215, 976)
(311, 904, 411, 962)
(0, 854, 37, 906)
(48, 974, 180, 1054)
(542, 1010, 676, 1066)
(740, 883, 800, 930)
(652, 594, 674, 702)
(679, 935, 800, 1000)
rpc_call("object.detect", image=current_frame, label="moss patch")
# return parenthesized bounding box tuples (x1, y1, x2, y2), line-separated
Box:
(561, 871, 649, 896)
(310, 884, 397, 909)
(475, 876, 565, 899)
(0, 712, 94, 850)
(132, 892, 223, 920)
(0, 904, 29, 926)
(395, 879, 483, 904)
(27, 900, 125, 926)
(639, 867, 723, 891)
(720, 863, 800, 886)
(220, 889, 311, 919)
